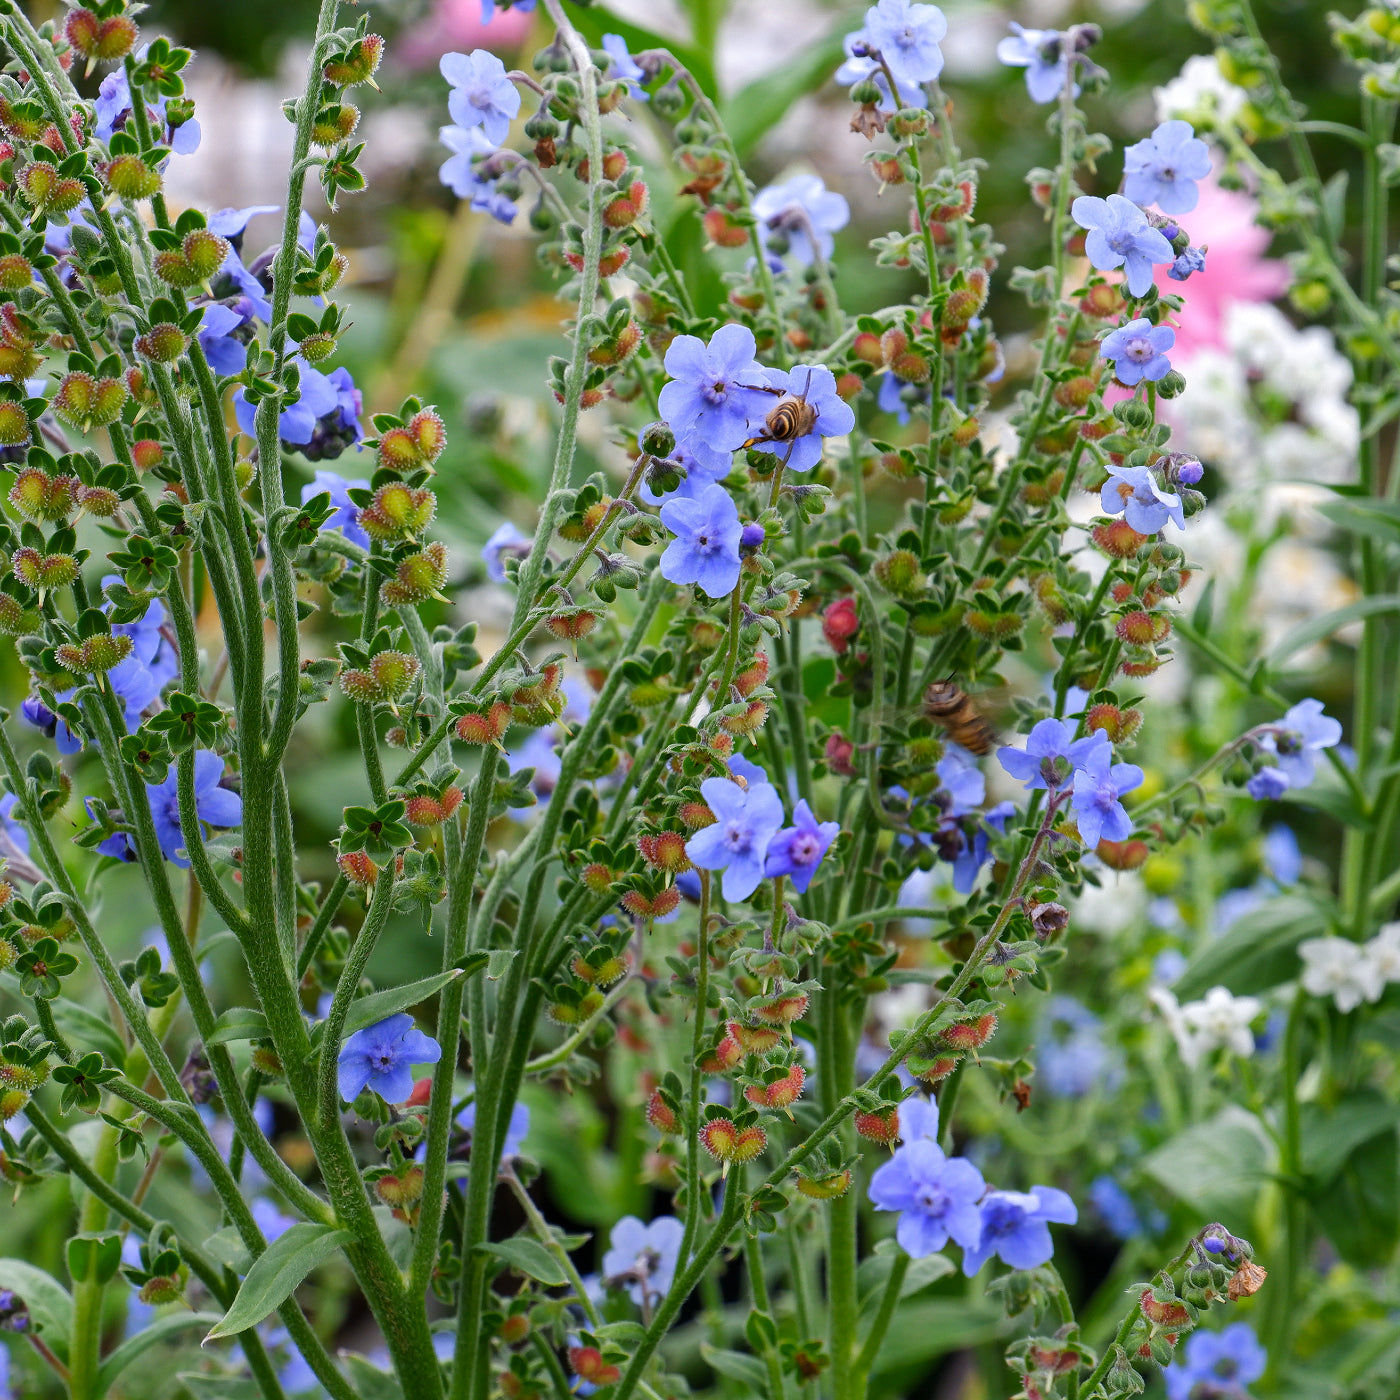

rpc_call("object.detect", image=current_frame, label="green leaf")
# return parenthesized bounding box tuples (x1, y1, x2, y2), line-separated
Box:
(1173, 894, 1330, 1001)
(175, 1376, 264, 1400)
(206, 1006, 270, 1047)
(0, 1260, 72, 1359)
(96, 1311, 222, 1394)
(1141, 1106, 1273, 1221)
(204, 1224, 353, 1340)
(700, 1344, 769, 1390)
(722, 29, 850, 159)
(1317, 496, 1400, 547)
(341, 969, 465, 1039)
(341, 1353, 405, 1400)
(474, 1237, 569, 1287)
(203, 1226, 252, 1276)
(857, 1238, 955, 1313)
(1300, 1089, 1400, 1185)
(1313, 1129, 1400, 1269)
(1266, 594, 1400, 669)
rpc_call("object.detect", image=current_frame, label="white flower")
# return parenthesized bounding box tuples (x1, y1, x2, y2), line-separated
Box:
(1180, 986, 1263, 1061)
(1154, 55, 1247, 125)
(1149, 987, 1198, 1065)
(1364, 922, 1400, 985)
(1298, 936, 1385, 1013)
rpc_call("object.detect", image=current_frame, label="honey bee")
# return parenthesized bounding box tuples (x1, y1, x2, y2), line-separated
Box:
(742, 368, 818, 454)
(922, 680, 997, 756)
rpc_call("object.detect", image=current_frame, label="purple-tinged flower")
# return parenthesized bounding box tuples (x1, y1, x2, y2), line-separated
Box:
(1247, 767, 1289, 801)
(961, 1185, 1077, 1276)
(868, 1098, 985, 1259)
(207, 205, 280, 322)
(765, 799, 839, 893)
(936, 752, 984, 818)
(996, 24, 1076, 104)
(685, 776, 785, 902)
(745, 365, 856, 473)
(950, 801, 1014, 894)
(1100, 317, 1176, 387)
(1169, 246, 1207, 281)
(636, 439, 725, 507)
(251, 1198, 297, 1245)
(1258, 698, 1342, 788)
(337, 1014, 442, 1104)
(455, 1099, 530, 1163)
(1175, 458, 1204, 486)
(438, 125, 518, 224)
(658, 324, 773, 473)
(863, 0, 948, 88)
(659, 483, 743, 598)
(1164, 1323, 1266, 1400)
(144, 749, 242, 866)
(602, 35, 650, 102)
(601, 1216, 684, 1305)
(1124, 120, 1212, 216)
(480, 0, 537, 22)
(1100, 463, 1185, 534)
(233, 358, 354, 452)
(1070, 743, 1143, 849)
(752, 176, 850, 269)
(876, 369, 927, 424)
(1036, 996, 1119, 1097)
(834, 31, 926, 111)
(301, 470, 371, 552)
(95, 53, 201, 155)
(0, 794, 28, 857)
(196, 301, 254, 376)
(1089, 1176, 1145, 1240)
(998, 720, 1109, 792)
(483, 521, 531, 582)
(1071, 195, 1176, 298)
(441, 49, 521, 146)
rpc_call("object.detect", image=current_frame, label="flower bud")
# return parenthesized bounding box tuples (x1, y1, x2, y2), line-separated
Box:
(65, 9, 139, 64)
(0, 401, 29, 447)
(381, 541, 449, 605)
(18, 161, 85, 217)
(700, 1116, 767, 1165)
(873, 548, 925, 599)
(454, 701, 512, 748)
(1112, 397, 1154, 431)
(619, 886, 680, 920)
(0, 253, 33, 292)
(337, 850, 379, 886)
(132, 439, 164, 472)
(358, 483, 437, 541)
(323, 34, 385, 88)
(102, 154, 161, 201)
(53, 372, 127, 432)
(645, 1089, 678, 1134)
(135, 323, 188, 363)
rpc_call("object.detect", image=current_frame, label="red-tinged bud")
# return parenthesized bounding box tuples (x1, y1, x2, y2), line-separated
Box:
(405, 1076, 433, 1108)
(499, 1313, 530, 1345)
(869, 155, 905, 185)
(718, 699, 769, 737)
(1091, 520, 1149, 559)
(18, 161, 85, 217)
(135, 322, 187, 363)
(569, 1347, 621, 1387)
(620, 886, 680, 920)
(311, 103, 360, 148)
(728, 1020, 781, 1054)
(678, 801, 715, 830)
(733, 651, 769, 698)
(102, 153, 161, 201)
(455, 701, 512, 747)
(359, 483, 438, 542)
(324, 33, 385, 88)
(700, 1037, 743, 1074)
(603, 180, 649, 228)
(822, 596, 859, 653)
(637, 830, 691, 874)
(907, 1053, 961, 1084)
(1140, 1290, 1191, 1327)
(1054, 375, 1098, 409)
(338, 850, 379, 886)
(854, 1105, 901, 1145)
(750, 992, 809, 1027)
(702, 206, 750, 248)
(544, 609, 601, 642)
(579, 863, 615, 893)
(646, 1089, 679, 1134)
(1116, 609, 1170, 646)
(888, 348, 930, 382)
(941, 1013, 998, 1051)
(1097, 837, 1149, 870)
(824, 732, 857, 777)
(700, 1117, 767, 1164)
(381, 541, 449, 605)
(404, 794, 449, 827)
(65, 9, 138, 63)
(745, 1063, 806, 1111)
(1079, 283, 1125, 319)
(376, 1164, 425, 1207)
(53, 371, 126, 432)
(796, 1167, 852, 1199)
(852, 330, 884, 365)
(0, 253, 33, 293)
(76, 484, 120, 518)
(1085, 703, 1143, 743)
(928, 180, 976, 223)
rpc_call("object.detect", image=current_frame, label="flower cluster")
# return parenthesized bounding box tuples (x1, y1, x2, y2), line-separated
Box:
(1299, 923, 1400, 1013)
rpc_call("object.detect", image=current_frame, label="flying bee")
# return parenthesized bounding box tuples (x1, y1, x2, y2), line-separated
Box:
(742, 368, 817, 457)
(922, 680, 998, 757)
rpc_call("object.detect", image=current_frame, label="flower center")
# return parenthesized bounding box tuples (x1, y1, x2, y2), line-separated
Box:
(694, 529, 716, 552)
(467, 84, 496, 111)
(983, 1200, 1026, 1238)
(1276, 728, 1304, 755)
(702, 377, 730, 405)
(915, 1183, 948, 1214)
(1122, 335, 1154, 363)
(788, 832, 822, 865)
(721, 821, 750, 853)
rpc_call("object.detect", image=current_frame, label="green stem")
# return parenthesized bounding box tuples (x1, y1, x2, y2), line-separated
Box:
(853, 1253, 908, 1379)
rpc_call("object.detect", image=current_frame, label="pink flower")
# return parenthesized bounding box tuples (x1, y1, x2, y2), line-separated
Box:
(1154, 176, 1290, 358)
(397, 0, 533, 70)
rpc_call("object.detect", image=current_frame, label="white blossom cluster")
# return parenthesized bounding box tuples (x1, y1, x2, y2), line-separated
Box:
(1298, 924, 1400, 1013)
(1150, 985, 1264, 1068)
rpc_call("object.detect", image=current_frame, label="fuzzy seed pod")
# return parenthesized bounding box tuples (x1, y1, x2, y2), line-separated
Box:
(135, 323, 187, 363)
(1091, 520, 1150, 559)
(572, 951, 628, 986)
(323, 34, 385, 87)
(702, 207, 750, 247)
(359, 483, 437, 544)
(579, 863, 614, 894)
(645, 1089, 678, 1134)
(381, 541, 449, 605)
(603, 181, 649, 228)
(1085, 703, 1143, 744)
(750, 992, 809, 1026)
(18, 161, 85, 216)
(700, 1117, 767, 1164)
(940, 1013, 997, 1051)
(718, 699, 768, 737)
(404, 794, 448, 827)
(1097, 837, 1149, 870)
(744, 1063, 806, 1112)
(103, 153, 161, 201)
(873, 549, 925, 599)
(337, 850, 379, 886)
(637, 830, 691, 874)
(454, 701, 512, 748)
(0, 253, 33, 292)
(375, 1165, 425, 1207)
(52, 371, 127, 431)
(544, 609, 601, 643)
(64, 8, 138, 63)
(76, 484, 120, 518)
(854, 1105, 901, 1146)
(312, 103, 360, 148)
(619, 886, 680, 920)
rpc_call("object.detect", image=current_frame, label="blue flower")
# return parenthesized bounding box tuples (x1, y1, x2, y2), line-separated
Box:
(1100, 463, 1184, 534)
(659, 483, 743, 599)
(729, 753, 772, 789)
(685, 776, 785, 902)
(251, 1198, 297, 1244)
(658, 324, 773, 473)
(868, 1097, 985, 1259)
(1264, 824, 1301, 885)
(835, 31, 926, 111)
(745, 365, 856, 473)
(1100, 317, 1176, 387)
(1089, 1176, 1144, 1239)
(765, 799, 839, 893)
(997, 24, 1077, 104)
(1169, 246, 1207, 281)
(234, 361, 363, 458)
(300, 469, 371, 551)
(876, 369, 926, 424)
(1123, 120, 1212, 216)
(863, 0, 948, 88)
(145, 748, 243, 866)
(197, 301, 254, 376)
(207, 204, 280, 321)
(95, 53, 201, 155)
(752, 176, 850, 269)
(1165, 1323, 1266, 1400)
(0, 794, 27, 857)
(441, 49, 521, 146)
(1036, 996, 1118, 1097)
(439, 125, 518, 224)
(1246, 767, 1289, 801)
(1071, 195, 1175, 298)
(998, 720, 1109, 792)
(480, 0, 537, 22)
(337, 1013, 442, 1104)
(602, 35, 650, 101)
(936, 751, 983, 818)
(601, 1215, 684, 1306)
(1070, 743, 1143, 848)
(483, 521, 531, 582)
(950, 801, 1014, 895)
(1258, 698, 1342, 789)
(456, 1099, 530, 1163)
(637, 439, 726, 507)
(961, 1185, 1076, 1275)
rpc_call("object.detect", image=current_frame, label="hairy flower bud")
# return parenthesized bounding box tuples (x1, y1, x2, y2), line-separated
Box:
(0, 253, 33, 292)
(324, 34, 385, 88)
(645, 1088, 678, 1134)
(358, 483, 437, 541)
(454, 701, 512, 748)
(700, 1116, 767, 1165)
(102, 153, 161, 201)
(18, 161, 85, 217)
(637, 830, 691, 874)
(1091, 520, 1150, 559)
(52, 372, 126, 432)
(381, 541, 449, 605)
(854, 1105, 901, 1145)
(745, 1063, 806, 1113)
(65, 8, 139, 64)
(135, 323, 188, 364)
(337, 850, 379, 886)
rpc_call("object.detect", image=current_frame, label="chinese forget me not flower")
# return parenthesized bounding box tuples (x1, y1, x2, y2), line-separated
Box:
(0, 794, 27, 857)
(835, 31, 926, 112)
(601, 1216, 684, 1305)
(752, 175, 850, 269)
(1123, 120, 1212, 216)
(746, 365, 855, 473)
(147, 749, 243, 867)
(863, 0, 948, 88)
(659, 483, 744, 598)
(1258, 698, 1342, 788)
(439, 125, 517, 224)
(602, 35, 650, 102)
(997, 24, 1076, 104)
(337, 1013, 442, 1104)
(1070, 742, 1143, 848)
(1247, 767, 1289, 801)
(95, 54, 201, 155)
(441, 49, 521, 146)
(765, 799, 839, 893)
(1072, 195, 1175, 298)
(658, 323, 773, 473)
(998, 720, 1109, 792)
(685, 775, 785, 902)
(867, 1097, 985, 1259)
(1100, 463, 1185, 533)
(1164, 1322, 1266, 1400)
(301, 470, 371, 551)
(961, 1185, 1077, 1276)
(483, 521, 531, 582)
(1100, 317, 1176, 386)
(950, 802, 1014, 895)
(1169, 246, 1207, 281)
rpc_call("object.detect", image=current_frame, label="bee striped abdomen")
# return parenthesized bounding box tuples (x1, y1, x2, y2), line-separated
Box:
(922, 681, 997, 756)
